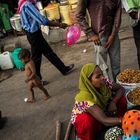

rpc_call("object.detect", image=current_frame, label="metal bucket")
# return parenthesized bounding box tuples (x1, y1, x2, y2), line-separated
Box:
(10, 15, 22, 31)
(125, 89, 138, 109)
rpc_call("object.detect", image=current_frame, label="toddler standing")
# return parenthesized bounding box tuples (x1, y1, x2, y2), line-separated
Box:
(19, 49, 50, 103)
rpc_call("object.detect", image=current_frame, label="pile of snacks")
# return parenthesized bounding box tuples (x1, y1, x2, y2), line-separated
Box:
(117, 68, 140, 83)
(127, 87, 140, 105)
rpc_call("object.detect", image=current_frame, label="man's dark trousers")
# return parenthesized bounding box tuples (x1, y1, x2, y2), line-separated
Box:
(26, 29, 67, 79)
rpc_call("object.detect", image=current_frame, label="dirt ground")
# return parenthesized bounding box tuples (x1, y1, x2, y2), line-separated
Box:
(0, 12, 139, 140)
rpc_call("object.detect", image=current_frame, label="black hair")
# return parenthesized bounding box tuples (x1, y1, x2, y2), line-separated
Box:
(18, 49, 31, 60)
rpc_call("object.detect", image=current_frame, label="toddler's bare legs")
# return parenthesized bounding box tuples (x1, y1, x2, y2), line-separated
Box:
(38, 84, 50, 100)
(27, 81, 36, 103)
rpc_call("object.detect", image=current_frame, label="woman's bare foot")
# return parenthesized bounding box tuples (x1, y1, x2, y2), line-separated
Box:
(26, 98, 36, 103)
(44, 95, 51, 101)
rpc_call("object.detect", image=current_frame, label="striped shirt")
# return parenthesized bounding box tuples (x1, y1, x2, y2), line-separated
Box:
(20, 1, 48, 33)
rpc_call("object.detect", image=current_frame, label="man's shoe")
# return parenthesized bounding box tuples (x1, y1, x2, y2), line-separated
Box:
(63, 64, 74, 75)
(0, 117, 7, 129)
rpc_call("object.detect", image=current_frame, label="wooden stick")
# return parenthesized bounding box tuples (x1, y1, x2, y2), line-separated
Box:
(56, 120, 61, 140)
(64, 121, 73, 140)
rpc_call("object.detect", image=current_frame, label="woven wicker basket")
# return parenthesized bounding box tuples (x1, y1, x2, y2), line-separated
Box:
(59, 5, 72, 25)
(45, 4, 60, 20)
(68, 0, 78, 5)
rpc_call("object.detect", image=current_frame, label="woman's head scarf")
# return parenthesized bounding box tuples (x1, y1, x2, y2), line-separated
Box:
(75, 63, 112, 109)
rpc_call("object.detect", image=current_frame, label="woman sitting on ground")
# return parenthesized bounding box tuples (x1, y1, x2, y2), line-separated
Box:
(71, 63, 127, 140)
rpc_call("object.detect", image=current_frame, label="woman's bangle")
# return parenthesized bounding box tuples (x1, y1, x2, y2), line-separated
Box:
(116, 117, 122, 124)
(119, 117, 122, 123)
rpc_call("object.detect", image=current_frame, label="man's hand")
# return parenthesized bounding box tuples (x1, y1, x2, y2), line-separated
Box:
(59, 23, 68, 29)
(47, 21, 68, 29)
(88, 35, 101, 46)
(104, 36, 114, 48)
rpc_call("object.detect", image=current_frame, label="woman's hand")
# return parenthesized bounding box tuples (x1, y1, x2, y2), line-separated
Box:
(107, 101, 117, 116)
(88, 35, 101, 46)
(87, 105, 121, 126)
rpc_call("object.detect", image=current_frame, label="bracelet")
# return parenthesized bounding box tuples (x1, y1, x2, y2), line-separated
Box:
(119, 117, 122, 123)
(116, 117, 121, 124)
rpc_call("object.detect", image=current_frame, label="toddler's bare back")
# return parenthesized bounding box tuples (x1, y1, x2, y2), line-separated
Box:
(25, 61, 42, 86)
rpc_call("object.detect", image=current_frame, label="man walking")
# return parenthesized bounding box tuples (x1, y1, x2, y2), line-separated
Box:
(18, 0, 74, 83)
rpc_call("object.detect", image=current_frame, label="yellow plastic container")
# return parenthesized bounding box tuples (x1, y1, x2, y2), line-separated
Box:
(69, 3, 78, 24)
(10, 15, 22, 31)
(68, 0, 77, 5)
(71, 3, 77, 9)
(69, 9, 77, 24)
(59, 5, 72, 25)
(45, 4, 60, 20)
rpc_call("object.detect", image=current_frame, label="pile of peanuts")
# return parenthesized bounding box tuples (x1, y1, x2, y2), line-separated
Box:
(127, 87, 140, 105)
(117, 68, 140, 83)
